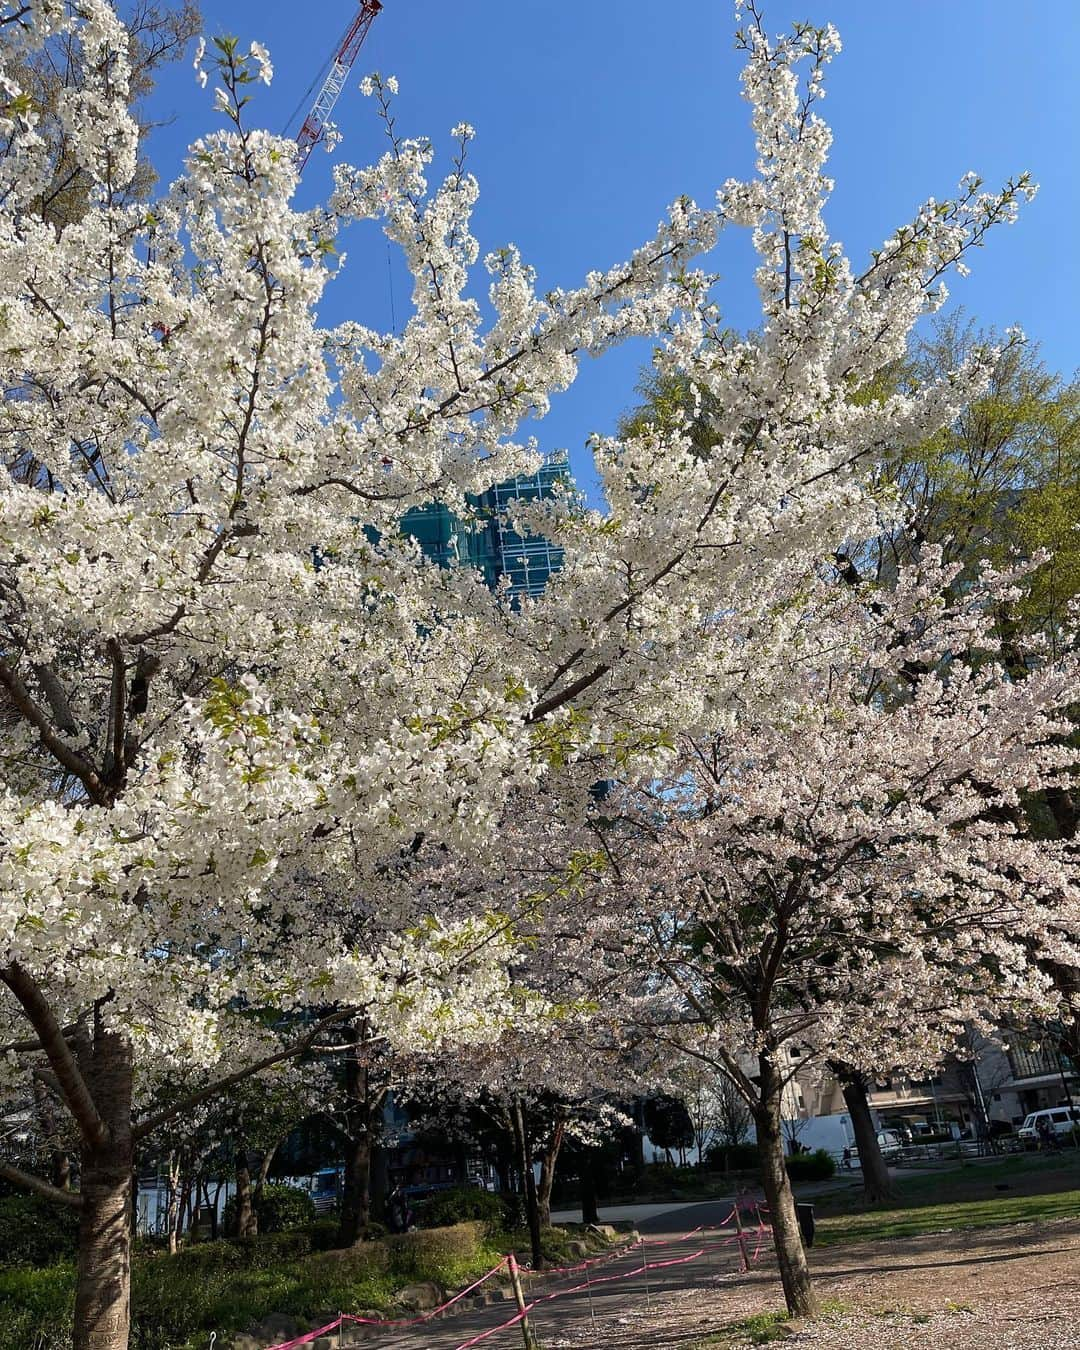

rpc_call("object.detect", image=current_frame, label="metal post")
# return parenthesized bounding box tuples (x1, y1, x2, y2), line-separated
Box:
(584, 1260, 596, 1325)
(640, 1238, 652, 1310)
(507, 1252, 539, 1350)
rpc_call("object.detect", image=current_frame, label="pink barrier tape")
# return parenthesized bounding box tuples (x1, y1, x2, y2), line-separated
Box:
(451, 1220, 778, 1350)
(451, 1246, 711, 1350)
(454, 1305, 537, 1350)
(264, 1315, 345, 1350)
(640, 1207, 738, 1246)
(263, 1257, 509, 1349)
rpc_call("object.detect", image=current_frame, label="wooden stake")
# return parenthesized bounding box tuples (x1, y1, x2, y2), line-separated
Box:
(507, 1252, 539, 1350)
(733, 1194, 751, 1272)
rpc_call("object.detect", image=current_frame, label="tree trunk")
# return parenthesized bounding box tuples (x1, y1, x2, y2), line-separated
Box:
(333, 1020, 385, 1247)
(580, 1149, 599, 1226)
(536, 1120, 565, 1228)
(166, 1152, 180, 1255)
(209, 1178, 225, 1241)
(73, 1031, 134, 1350)
(370, 1139, 388, 1223)
(512, 1098, 543, 1269)
(254, 1140, 279, 1207)
(336, 1132, 372, 1247)
(756, 1055, 818, 1319)
(840, 1074, 894, 1205)
(233, 1152, 257, 1237)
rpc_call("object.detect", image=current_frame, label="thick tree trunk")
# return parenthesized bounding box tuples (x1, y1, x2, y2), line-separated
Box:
(73, 1031, 134, 1350)
(756, 1056, 818, 1319)
(840, 1074, 894, 1205)
(536, 1120, 565, 1228)
(233, 1153, 257, 1237)
(333, 1020, 385, 1247)
(336, 1133, 372, 1247)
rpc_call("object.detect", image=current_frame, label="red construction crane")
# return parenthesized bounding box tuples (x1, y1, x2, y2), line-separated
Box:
(295, 0, 383, 171)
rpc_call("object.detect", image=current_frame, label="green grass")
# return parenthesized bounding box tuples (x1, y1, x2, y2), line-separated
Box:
(811, 1153, 1080, 1247)
(692, 1301, 850, 1346)
(0, 1221, 513, 1350)
(692, 1310, 792, 1346)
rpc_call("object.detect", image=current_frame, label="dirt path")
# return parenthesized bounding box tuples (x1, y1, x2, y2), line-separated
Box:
(544, 1217, 1080, 1349)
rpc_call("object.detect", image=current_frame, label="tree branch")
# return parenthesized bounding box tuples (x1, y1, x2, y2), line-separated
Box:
(132, 1009, 356, 1141)
(0, 963, 108, 1148)
(0, 1160, 83, 1209)
(0, 659, 107, 803)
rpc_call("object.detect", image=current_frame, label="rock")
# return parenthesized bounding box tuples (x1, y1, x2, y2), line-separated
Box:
(392, 1281, 444, 1311)
(255, 1314, 302, 1340)
(586, 1223, 618, 1240)
(566, 1239, 590, 1257)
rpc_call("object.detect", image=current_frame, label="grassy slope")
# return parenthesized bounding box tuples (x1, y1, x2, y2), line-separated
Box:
(0, 1222, 510, 1350)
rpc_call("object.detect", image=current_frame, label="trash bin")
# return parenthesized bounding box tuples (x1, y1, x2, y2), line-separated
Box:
(796, 1202, 815, 1247)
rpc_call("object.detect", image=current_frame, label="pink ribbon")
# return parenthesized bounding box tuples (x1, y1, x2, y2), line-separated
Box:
(263, 1257, 508, 1349)
(267, 1210, 772, 1350)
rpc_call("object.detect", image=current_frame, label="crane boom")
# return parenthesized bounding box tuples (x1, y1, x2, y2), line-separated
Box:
(296, 0, 383, 171)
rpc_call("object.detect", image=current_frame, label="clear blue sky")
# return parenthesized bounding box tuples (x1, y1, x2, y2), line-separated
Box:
(146, 1, 1080, 500)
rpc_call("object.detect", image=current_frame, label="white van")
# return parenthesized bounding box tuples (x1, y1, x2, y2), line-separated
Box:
(876, 1129, 903, 1157)
(1018, 1106, 1079, 1143)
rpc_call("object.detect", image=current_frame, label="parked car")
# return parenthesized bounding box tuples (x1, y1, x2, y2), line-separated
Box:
(1017, 1106, 1080, 1145)
(876, 1129, 903, 1158)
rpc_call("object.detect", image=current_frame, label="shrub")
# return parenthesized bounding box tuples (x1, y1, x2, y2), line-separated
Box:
(785, 1148, 836, 1182)
(223, 1182, 315, 1236)
(704, 1142, 761, 1172)
(416, 1186, 505, 1231)
(497, 1191, 527, 1231)
(386, 1221, 489, 1286)
(0, 1265, 74, 1349)
(0, 1193, 79, 1268)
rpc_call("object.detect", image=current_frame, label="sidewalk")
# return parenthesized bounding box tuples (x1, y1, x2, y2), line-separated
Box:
(551, 1175, 863, 1227)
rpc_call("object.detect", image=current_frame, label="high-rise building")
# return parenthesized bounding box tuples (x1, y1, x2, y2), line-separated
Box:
(401, 451, 568, 599)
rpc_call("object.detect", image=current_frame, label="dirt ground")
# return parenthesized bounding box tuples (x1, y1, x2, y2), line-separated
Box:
(545, 1217, 1080, 1349)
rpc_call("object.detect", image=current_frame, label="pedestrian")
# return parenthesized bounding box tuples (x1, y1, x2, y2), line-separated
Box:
(388, 1184, 409, 1233)
(841, 1147, 852, 1170)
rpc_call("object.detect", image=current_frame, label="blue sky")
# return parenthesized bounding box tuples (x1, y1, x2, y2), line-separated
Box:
(145, 1, 1080, 500)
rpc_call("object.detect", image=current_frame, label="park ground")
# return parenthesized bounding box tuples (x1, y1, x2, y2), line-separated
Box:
(3, 1154, 1078, 1348)
(541, 1154, 1080, 1350)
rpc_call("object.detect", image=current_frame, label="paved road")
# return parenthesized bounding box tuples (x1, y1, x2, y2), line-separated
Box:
(345, 1200, 762, 1350)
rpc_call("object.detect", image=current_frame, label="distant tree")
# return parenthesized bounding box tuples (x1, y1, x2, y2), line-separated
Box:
(4, 1, 200, 231)
(643, 1095, 694, 1165)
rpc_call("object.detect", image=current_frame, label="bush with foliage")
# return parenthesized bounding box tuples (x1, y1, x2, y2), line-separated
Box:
(222, 1182, 316, 1236)
(0, 1193, 79, 1268)
(704, 1142, 762, 1172)
(785, 1149, 836, 1182)
(415, 1185, 505, 1230)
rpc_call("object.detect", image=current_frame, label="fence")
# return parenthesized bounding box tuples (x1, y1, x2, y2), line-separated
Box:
(262, 1206, 773, 1350)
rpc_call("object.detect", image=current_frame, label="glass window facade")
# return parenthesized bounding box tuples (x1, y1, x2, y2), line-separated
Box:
(400, 452, 569, 599)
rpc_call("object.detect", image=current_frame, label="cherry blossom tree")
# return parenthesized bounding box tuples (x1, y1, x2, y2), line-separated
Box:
(598, 557, 1079, 1317)
(0, 1, 1041, 1344)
